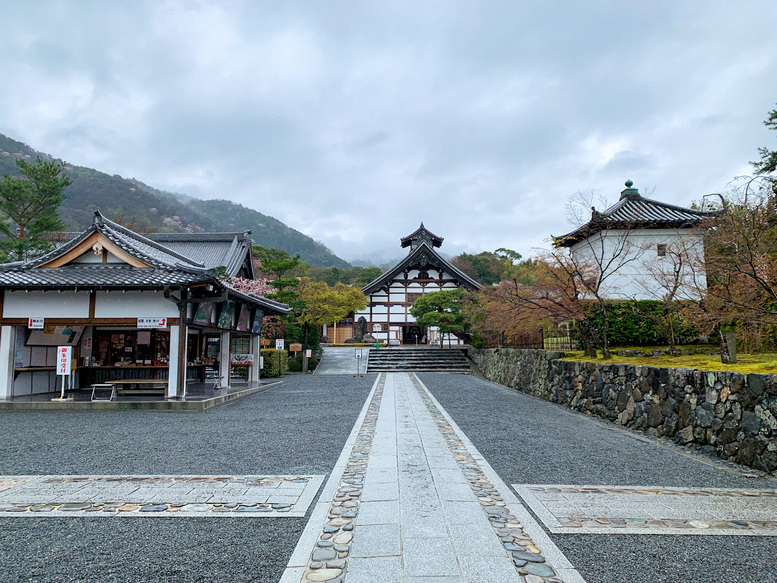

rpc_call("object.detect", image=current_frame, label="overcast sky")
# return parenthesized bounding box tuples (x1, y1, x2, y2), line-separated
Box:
(2, 1, 776, 264)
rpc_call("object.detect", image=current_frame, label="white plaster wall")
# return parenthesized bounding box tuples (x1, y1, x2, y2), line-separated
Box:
(94, 291, 178, 318)
(4, 291, 90, 318)
(569, 229, 706, 300)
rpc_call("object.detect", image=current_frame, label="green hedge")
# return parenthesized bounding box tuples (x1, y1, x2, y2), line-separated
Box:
(288, 350, 321, 372)
(260, 349, 288, 377)
(580, 300, 699, 347)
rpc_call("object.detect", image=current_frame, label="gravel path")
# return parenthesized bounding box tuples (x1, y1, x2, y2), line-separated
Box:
(0, 375, 375, 583)
(420, 373, 777, 583)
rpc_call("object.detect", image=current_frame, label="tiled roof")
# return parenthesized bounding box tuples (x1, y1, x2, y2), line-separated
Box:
(225, 285, 291, 315)
(0, 265, 210, 289)
(149, 232, 252, 277)
(400, 223, 444, 249)
(554, 182, 716, 247)
(25, 212, 207, 271)
(0, 211, 289, 315)
(362, 241, 482, 294)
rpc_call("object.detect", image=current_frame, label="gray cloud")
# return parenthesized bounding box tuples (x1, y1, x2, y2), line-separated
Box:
(1, 0, 776, 262)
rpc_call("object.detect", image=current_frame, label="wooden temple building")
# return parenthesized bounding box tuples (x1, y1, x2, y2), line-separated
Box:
(0, 211, 289, 401)
(352, 224, 482, 345)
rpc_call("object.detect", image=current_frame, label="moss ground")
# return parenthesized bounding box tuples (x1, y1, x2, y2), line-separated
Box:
(560, 348, 777, 374)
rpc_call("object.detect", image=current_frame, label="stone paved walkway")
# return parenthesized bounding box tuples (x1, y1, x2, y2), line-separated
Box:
(0, 475, 324, 517)
(515, 484, 777, 536)
(315, 347, 370, 375)
(282, 372, 584, 583)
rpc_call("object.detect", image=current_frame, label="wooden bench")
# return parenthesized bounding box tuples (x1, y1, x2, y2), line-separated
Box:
(112, 379, 168, 395)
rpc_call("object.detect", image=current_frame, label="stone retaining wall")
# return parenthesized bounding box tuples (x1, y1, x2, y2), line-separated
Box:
(470, 348, 777, 475)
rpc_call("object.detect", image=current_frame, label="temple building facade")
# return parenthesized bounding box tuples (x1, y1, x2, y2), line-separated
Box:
(0, 211, 289, 401)
(355, 224, 482, 346)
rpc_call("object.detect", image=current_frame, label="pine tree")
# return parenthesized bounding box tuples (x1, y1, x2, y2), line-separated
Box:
(0, 156, 71, 262)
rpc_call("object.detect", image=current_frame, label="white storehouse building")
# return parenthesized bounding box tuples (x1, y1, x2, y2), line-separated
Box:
(355, 224, 482, 346)
(553, 181, 715, 300)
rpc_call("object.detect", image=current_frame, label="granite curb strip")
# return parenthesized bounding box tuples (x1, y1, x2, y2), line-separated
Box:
(411, 374, 587, 583)
(0, 381, 283, 411)
(515, 484, 777, 536)
(0, 474, 323, 517)
(280, 374, 385, 583)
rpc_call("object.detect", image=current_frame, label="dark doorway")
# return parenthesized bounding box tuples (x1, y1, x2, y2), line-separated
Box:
(402, 325, 425, 344)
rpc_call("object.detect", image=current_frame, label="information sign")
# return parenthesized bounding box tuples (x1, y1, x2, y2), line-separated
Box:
(290, 343, 302, 352)
(305, 349, 312, 358)
(355, 348, 363, 359)
(232, 354, 254, 365)
(137, 317, 168, 329)
(28, 317, 44, 329)
(57, 346, 73, 376)
(275, 339, 285, 351)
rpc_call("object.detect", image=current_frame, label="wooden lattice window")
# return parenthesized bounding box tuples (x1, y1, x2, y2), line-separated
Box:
(407, 292, 422, 304)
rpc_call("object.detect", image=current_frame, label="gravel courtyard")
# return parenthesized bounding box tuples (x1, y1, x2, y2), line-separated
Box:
(0, 372, 775, 583)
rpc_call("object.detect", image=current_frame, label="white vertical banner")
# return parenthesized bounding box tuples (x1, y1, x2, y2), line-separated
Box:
(57, 346, 72, 399)
(57, 346, 72, 376)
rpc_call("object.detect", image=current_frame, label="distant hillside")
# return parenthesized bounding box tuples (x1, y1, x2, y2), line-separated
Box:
(0, 133, 350, 268)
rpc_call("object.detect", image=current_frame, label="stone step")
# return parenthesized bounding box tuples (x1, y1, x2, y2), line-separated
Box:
(367, 348, 472, 373)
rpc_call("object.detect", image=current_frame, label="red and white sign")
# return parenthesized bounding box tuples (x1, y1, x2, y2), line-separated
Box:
(137, 317, 168, 329)
(57, 346, 73, 376)
(305, 349, 312, 358)
(28, 317, 44, 329)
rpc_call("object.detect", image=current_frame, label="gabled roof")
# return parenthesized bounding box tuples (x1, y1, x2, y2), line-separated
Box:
(362, 241, 482, 294)
(149, 232, 253, 278)
(553, 180, 716, 248)
(400, 223, 444, 249)
(25, 211, 207, 271)
(0, 211, 288, 315)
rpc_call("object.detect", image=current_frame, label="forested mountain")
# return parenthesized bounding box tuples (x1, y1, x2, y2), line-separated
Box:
(0, 133, 350, 268)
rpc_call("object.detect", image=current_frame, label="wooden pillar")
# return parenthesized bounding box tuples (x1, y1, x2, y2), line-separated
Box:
(250, 334, 261, 384)
(219, 330, 231, 389)
(0, 325, 16, 400)
(176, 289, 188, 399)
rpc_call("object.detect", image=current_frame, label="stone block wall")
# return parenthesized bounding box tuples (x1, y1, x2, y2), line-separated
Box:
(470, 348, 777, 475)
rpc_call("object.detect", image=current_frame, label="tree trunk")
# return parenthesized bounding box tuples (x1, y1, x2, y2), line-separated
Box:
(666, 311, 676, 356)
(599, 302, 611, 359)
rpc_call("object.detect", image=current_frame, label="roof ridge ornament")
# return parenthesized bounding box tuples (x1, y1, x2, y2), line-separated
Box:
(620, 179, 641, 200)
(92, 209, 104, 227)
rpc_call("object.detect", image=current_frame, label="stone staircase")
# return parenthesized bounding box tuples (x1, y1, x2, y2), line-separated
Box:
(367, 348, 472, 374)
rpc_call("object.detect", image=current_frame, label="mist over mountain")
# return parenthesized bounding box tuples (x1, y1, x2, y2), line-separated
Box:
(0, 133, 350, 268)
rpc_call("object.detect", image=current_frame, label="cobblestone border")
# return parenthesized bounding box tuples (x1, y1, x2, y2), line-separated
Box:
(517, 484, 777, 536)
(409, 375, 563, 582)
(0, 475, 323, 518)
(298, 374, 387, 582)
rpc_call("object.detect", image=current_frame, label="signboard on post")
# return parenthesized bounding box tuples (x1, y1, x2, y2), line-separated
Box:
(275, 339, 285, 351)
(305, 349, 312, 358)
(354, 348, 363, 378)
(28, 317, 44, 329)
(57, 346, 73, 376)
(137, 317, 168, 329)
(290, 343, 302, 352)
